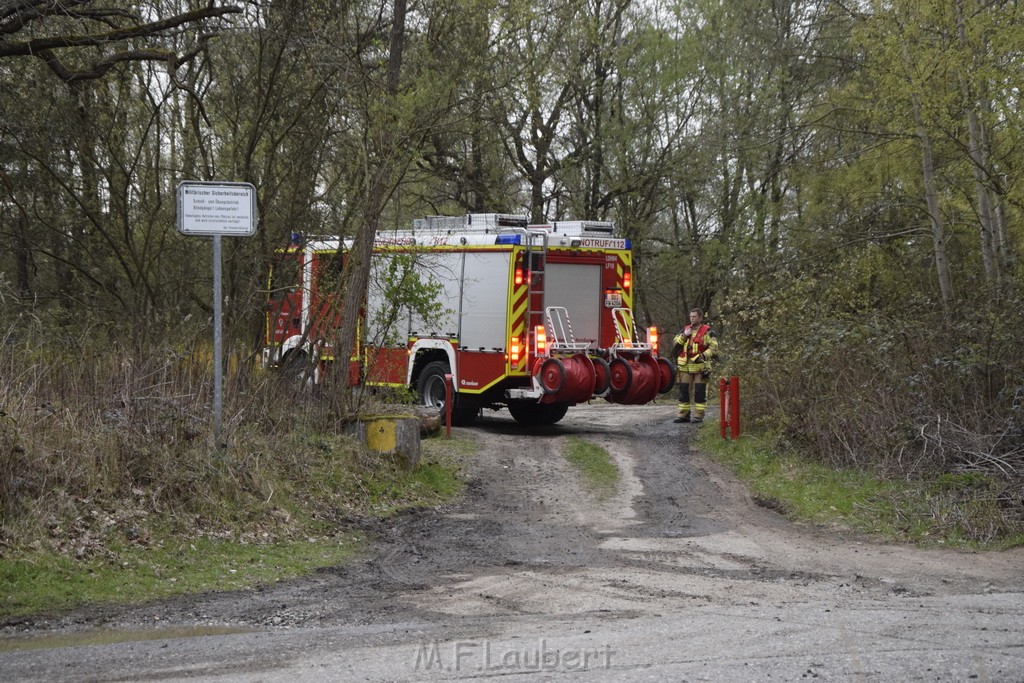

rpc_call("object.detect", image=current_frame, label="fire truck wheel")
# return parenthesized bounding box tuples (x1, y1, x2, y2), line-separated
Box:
(537, 358, 566, 395)
(608, 357, 633, 393)
(416, 360, 478, 426)
(590, 356, 611, 395)
(656, 357, 676, 394)
(281, 350, 311, 384)
(507, 401, 569, 426)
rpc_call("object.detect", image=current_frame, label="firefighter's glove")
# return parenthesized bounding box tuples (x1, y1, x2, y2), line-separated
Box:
(700, 367, 711, 379)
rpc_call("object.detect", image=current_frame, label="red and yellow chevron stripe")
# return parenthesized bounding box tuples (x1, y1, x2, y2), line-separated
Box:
(509, 268, 529, 372)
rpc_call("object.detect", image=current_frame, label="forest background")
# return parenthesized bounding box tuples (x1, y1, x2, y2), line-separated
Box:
(1, 0, 1022, 553)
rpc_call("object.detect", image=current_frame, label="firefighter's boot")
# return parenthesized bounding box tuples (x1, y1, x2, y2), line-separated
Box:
(674, 411, 691, 424)
(691, 382, 707, 423)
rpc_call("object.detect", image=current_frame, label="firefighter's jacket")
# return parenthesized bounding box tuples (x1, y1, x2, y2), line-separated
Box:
(672, 324, 718, 374)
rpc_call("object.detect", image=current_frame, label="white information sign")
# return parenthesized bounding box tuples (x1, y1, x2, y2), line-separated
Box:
(176, 181, 257, 237)
(175, 180, 258, 449)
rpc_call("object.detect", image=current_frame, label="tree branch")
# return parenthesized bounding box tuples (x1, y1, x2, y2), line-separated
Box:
(1, 5, 239, 55)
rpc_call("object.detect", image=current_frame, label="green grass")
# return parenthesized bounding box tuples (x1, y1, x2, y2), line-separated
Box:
(0, 536, 359, 619)
(698, 427, 1024, 549)
(563, 437, 619, 494)
(351, 433, 470, 516)
(0, 431, 477, 620)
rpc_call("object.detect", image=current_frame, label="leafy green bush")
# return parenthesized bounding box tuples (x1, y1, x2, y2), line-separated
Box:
(719, 246, 1024, 542)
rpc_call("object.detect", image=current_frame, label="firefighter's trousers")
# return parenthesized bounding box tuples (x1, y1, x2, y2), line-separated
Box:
(677, 370, 707, 419)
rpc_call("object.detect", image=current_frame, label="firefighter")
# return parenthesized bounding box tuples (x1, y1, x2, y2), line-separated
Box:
(671, 308, 718, 423)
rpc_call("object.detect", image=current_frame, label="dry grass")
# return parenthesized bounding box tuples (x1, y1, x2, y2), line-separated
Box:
(0, 313, 433, 559)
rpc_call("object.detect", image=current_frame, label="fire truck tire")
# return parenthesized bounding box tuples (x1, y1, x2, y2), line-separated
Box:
(537, 358, 566, 395)
(590, 356, 611, 395)
(451, 400, 479, 426)
(416, 360, 478, 426)
(656, 357, 676, 394)
(608, 357, 632, 392)
(507, 400, 569, 426)
(281, 350, 311, 384)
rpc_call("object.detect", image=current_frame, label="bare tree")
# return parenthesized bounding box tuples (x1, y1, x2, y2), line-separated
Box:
(0, 1, 241, 82)
(330, 0, 410, 412)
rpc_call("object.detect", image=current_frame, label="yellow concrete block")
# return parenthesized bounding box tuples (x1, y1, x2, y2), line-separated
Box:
(365, 419, 397, 452)
(348, 415, 421, 469)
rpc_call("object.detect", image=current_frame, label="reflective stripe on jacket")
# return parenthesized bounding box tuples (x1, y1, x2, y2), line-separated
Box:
(673, 324, 718, 371)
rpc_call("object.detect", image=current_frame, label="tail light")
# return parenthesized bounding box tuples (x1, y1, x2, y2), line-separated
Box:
(535, 325, 547, 356)
(515, 267, 524, 286)
(510, 337, 521, 364)
(623, 270, 632, 290)
(648, 326, 659, 353)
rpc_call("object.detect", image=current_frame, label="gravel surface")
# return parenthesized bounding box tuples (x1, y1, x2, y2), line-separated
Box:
(2, 402, 1023, 681)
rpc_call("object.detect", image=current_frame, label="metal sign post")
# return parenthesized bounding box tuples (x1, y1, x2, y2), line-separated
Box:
(212, 234, 223, 448)
(176, 181, 257, 449)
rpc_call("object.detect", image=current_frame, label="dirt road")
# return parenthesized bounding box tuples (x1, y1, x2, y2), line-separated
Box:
(2, 402, 1023, 680)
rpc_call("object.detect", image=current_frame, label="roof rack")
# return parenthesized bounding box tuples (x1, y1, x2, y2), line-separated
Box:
(412, 213, 528, 234)
(548, 220, 617, 238)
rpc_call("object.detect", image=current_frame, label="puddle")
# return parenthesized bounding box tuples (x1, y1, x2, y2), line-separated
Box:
(0, 625, 259, 653)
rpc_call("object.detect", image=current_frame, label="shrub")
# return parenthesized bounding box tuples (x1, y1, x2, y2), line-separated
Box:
(0, 312, 423, 553)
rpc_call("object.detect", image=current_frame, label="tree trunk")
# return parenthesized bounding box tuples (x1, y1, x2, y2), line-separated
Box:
(903, 40, 953, 315)
(912, 93, 954, 315)
(995, 198, 1011, 273)
(982, 99, 1011, 280)
(966, 106, 998, 285)
(332, 0, 408, 414)
(530, 177, 545, 223)
(14, 212, 33, 299)
(955, 1, 999, 286)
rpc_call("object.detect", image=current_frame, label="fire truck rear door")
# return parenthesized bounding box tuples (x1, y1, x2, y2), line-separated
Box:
(543, 263, 601, 349)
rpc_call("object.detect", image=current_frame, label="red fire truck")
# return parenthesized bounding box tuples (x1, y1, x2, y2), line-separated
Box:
(263, 213, 674, 425)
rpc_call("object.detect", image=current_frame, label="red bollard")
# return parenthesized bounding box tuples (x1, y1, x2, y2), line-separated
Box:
(720, 376, 741, 439)
(720, 378, 729, 439)
(444, 373, 453, 438)
(730, 375, 741, 439)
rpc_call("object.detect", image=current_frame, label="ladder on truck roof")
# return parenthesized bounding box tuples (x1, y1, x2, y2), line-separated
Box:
(499, 226, 550, 341)
(525, 228, 548, 330)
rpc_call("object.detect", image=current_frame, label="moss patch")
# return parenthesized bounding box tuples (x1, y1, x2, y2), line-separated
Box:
(563, 437, 619, 494)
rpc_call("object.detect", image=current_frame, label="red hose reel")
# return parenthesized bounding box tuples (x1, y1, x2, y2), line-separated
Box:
(531, 352, 674, 406)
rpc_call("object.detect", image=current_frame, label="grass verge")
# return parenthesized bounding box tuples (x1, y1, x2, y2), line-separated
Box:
(697, 427, 1024, 549)
(562, 437, 619, 495)
(0, 431, 475, 620)
(1, 537, 359, 619)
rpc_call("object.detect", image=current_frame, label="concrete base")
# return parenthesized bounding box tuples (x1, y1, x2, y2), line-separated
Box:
(348, 415, 421, 469)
